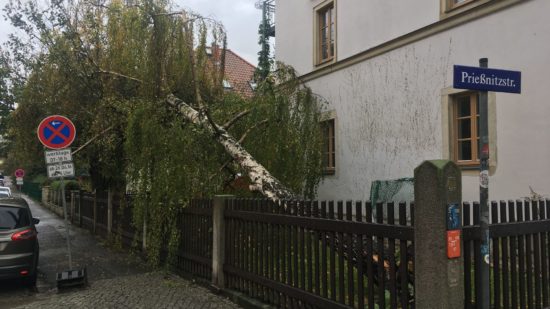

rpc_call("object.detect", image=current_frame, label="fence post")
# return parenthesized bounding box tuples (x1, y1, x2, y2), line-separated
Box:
(79, 189, 83, 228)
(142, 201, 147, 251)
(70, 191, 75, 223)
(107, 189, 113, 235)
(93, 190, 97, 234)
(212, 195, 233, 290)
(414, 160, 464, 309)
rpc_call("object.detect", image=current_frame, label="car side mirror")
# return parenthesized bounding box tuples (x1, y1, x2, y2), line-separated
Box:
(32, 217, 40, 225)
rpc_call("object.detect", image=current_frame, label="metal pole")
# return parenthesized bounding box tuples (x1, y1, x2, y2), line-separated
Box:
(61, 176, 73, 269)
(477, 58, 490, 309)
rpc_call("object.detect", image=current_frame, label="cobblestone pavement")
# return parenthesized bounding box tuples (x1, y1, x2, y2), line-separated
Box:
(0, 195, 242, 309)
(13, 272, 241, 309)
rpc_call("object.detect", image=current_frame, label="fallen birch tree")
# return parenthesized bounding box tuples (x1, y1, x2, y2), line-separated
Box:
(166, 94, 296, 201)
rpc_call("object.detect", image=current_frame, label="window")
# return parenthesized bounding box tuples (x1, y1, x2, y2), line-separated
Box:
(248, 81, 257, 91)
(441, 0, 487, 17)
(0, 206, 30, 230)
(316, 2, 335, 64)
(222, 79, 232, 89)
(452, 92, 479, 166)
(321, 119, 335, 174)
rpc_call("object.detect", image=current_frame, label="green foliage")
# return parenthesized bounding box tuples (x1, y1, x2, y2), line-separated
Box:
(255, 1, 273, 82)
(2, 0, 325, 267)
(50, 179, 80, 191)
(31, 174, 48, 185)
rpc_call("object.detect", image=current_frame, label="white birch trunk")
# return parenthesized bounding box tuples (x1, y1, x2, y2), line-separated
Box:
(166, 94, 296, 202)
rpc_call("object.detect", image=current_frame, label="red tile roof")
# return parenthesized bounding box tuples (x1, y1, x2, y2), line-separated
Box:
(224, 49, 256, 98)
(210, 46, 257, 98)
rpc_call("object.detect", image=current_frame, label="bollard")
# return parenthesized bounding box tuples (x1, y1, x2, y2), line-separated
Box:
(414, 160, 464, 309)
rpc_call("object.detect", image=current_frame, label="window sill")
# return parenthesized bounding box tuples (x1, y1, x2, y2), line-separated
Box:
(315, 57, 336, 68)
(457, 164, 480, 171)
(323, 169, 335, 176)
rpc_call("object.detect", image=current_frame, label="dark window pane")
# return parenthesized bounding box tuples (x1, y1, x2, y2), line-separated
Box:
(321, 12, 327, 28)
(457, 96, 471, 117)
(458, 141, 472, 161)
(476, 115, 479, 137)
(476, 137, 480, 160)
(458, 119, 471, 139)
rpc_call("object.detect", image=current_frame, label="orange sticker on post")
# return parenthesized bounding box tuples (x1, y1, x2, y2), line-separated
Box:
(447, 230, 461, 259)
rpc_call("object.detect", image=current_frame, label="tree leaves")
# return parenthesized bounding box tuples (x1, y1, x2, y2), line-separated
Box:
(2, 0, 325, 265)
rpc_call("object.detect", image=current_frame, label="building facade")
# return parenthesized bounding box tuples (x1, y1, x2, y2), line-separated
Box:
(275, 0, 550, 201)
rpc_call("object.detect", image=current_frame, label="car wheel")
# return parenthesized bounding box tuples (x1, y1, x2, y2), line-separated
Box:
(24, 251, 39, 287)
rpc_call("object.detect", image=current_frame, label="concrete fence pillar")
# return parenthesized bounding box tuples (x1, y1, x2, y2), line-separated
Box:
(212, 195, 233, 290)
(42, 186, 49, 205)
(414, 160, 464, 309)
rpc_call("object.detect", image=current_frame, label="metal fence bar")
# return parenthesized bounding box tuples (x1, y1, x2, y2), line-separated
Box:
(376, 202, 385, 309)
(492, 201, 501, 309)
(463, 202, 473, 308)
(500, 200, 510, 309)
(356, 201, 365, 309)
(531, 201, 542, 308)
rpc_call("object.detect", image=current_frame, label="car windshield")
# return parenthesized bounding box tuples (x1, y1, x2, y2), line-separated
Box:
(0, 192, 10, 198)
(0, 206, 30, 230)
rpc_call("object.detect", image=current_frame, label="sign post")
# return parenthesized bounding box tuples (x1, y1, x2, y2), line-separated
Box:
(454, 60, 521, 309)
(477, 58, 491, 309)
(37, 116, 77, 271)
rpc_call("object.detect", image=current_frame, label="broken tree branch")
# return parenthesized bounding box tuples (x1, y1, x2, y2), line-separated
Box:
(222, 109, 251, 130)
(238, 119, 268, 144)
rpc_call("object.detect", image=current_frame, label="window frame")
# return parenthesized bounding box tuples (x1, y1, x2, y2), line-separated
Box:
(440, 0, 492, 19)
(452, 92, 480, 167)
(321, 118, 336, 175)
(315, 1, 336, 66)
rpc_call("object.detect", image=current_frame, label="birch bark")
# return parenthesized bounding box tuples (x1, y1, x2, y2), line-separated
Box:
(166, 94, 296, 201)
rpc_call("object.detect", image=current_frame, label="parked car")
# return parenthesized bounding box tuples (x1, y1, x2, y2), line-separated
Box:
(0, 187, 11, 197)
(0, 198, 40, 285)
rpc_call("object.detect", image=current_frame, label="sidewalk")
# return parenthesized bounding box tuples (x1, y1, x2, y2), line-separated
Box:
(5, 195, 242, 309)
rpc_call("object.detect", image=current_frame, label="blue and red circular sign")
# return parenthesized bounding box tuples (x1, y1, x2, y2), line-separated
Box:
(37, 115, 76, 149)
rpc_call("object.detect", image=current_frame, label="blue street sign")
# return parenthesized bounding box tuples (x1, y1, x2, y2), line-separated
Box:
(453, 65, 521, 94)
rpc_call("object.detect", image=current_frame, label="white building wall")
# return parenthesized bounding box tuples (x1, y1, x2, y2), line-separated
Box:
(276, 0, 438, 75)
(276, 0, 550, 202)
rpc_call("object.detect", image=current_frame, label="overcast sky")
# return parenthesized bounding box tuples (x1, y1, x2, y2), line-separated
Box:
(0, 0, 263, 65)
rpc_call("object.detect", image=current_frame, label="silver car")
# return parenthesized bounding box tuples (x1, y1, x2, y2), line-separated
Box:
(0, 187, 12, 197)
(0, 198, 40, 285)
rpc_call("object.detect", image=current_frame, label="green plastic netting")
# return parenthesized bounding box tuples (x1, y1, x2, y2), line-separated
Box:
(369, 177, 414, 203)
